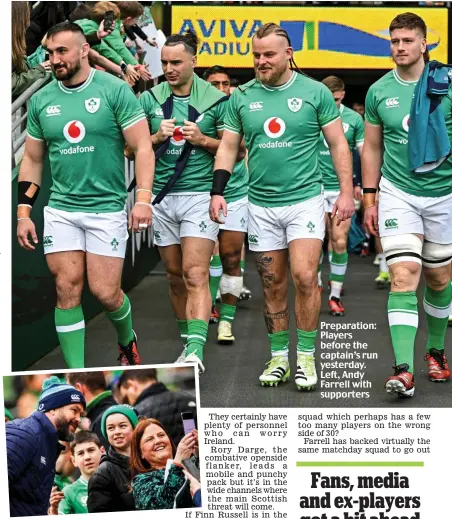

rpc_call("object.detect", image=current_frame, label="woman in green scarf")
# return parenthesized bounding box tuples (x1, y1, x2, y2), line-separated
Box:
(130, 418, 198, 509)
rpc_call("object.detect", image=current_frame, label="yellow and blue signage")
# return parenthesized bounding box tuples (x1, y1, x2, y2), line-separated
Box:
(171, 6, 448, 68)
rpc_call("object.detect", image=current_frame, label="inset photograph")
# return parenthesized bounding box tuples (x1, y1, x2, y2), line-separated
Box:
(4, 366, 201, 515)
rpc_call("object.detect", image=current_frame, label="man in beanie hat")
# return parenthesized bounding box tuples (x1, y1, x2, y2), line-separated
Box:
(7, 376, 85, 517)
(88, 404, 139, 512)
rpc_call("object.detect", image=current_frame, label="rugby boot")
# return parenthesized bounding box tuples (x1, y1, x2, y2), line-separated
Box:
(295, 353, 318, 391)
(117, 331, 140, 366)
(329, 297, 345, 316)
(209, 304, 219, 324)
(385, 364, 415, 397)
(217, 320, 235, 345)
(425, 348, 450, 382)
(259, 356, 290, 387)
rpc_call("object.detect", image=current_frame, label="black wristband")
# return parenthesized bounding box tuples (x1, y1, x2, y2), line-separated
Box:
(120, 62, 127, 73)
(18, 181, 40, 206)
(210, 169, 231, 196)
(363, 188, 377, 194)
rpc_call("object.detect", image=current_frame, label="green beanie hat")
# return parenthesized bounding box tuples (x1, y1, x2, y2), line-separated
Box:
(101, 404, 139, 439)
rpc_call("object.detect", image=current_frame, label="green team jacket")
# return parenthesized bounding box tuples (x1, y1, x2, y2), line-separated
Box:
(75, 18, 138, 66)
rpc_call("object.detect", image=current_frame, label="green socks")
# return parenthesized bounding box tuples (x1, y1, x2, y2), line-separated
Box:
(297, 329, 317, 354)
(105, 294, 134, 347)
(209, 255, 222, 304)
(329, 251, 348, 299)
(219, 303, 236, 323)
(240, 259, 245, 274)
(177, 319, 188, 347)
(423, 282, 452, 351)
(55, 305, 85, 368)
(269, 330, 289, 357)
(388, 291, 418, 372)
(186, 319, 208, 360)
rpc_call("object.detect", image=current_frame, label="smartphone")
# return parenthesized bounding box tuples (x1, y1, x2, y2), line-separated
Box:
(181, 458, 201, 482)
(181, 412, 196, 435)
(103, 10, 115, 31)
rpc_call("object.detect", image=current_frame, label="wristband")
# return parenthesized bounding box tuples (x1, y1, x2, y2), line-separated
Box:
(18, 181, 40, 205)
(363, 193, 376, 209)
(120, 62, 127, 73)
(136, 190, 152, 204)
(363, 188, 377, 194)
(17, 205, 32, 219)
(210, 169, 231, 197)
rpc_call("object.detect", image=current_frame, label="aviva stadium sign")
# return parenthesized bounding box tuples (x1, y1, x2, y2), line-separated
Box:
(171, 6, 448, 68)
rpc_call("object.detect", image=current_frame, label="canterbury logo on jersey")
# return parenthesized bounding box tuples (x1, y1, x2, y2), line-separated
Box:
(384, 219, 398, 229)
(249, 101, 263, 111)
(385, 97, 400, 108)
(46, 105, 61, 116)
(248, 235, 259, 244)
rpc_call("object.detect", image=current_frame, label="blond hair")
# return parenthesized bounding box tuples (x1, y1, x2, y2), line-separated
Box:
(322, 76, 345, 93)
(91, 2, 120, 24)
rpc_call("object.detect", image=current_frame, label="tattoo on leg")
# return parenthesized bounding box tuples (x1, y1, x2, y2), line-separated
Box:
(264, 306, 289, 334)
(255, 253, 275, 289)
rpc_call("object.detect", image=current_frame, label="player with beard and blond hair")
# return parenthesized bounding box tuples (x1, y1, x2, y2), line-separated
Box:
(210, 23, 354, 390)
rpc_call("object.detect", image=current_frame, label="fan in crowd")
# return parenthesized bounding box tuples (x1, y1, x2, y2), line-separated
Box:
(130, 418, 199, 509)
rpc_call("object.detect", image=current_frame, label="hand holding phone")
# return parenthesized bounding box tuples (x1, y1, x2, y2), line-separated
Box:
(181, 412, 196, 435)
(103, 10, 115, 31)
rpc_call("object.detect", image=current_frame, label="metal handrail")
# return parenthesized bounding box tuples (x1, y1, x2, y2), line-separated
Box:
(12, 75, 51, 169)
(11, 75, 51, 114)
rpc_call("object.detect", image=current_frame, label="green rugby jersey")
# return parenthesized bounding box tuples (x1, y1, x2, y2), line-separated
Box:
(58, 477, 88, 514)
(140, 92, 227, 194)
(224, 72, 340, 207)
(26, 68, 145, 213)
(365, 69, 452, 197)
(318, 104, 364, 191)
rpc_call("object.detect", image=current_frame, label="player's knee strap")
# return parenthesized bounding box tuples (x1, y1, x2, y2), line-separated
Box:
(381, 234, 423, 266)
(220, 274, 243, 297)
(422, 241, 452, 269)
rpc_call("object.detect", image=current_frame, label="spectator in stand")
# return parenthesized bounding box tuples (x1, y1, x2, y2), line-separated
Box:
(74, 2, 139, 84)
(15, 373, 48, 418)
(87, 405, 139, 513)
(117, 369, 197, 445)
(12, 1, 51, 101)
(66, 372, 118, 451)
(49, 431, 105, 515)
(26, 1, 75, 55)
(130, 418, 198, 510)
(6, 376, 85, 517)
(116, 1, 158, 51)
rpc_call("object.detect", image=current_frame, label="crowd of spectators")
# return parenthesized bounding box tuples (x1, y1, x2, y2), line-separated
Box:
(5, 369, 199, 514)
(12, 1, 157, 102)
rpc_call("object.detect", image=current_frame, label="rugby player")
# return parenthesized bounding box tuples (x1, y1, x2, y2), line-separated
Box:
(204, 65, 249, 344)
(17, 22, 154, 368)
(363, 12, 452, 396)
(210, 23, 354, 390)
(317, 76, 364, 316)
(139, 32, 230, 372)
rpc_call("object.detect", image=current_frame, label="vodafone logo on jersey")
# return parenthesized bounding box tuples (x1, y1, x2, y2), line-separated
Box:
(63, 120, 86, 143)
(402, 114, 410, 133)
(263, 117, 286, 138)
(170, 126, 185, 146)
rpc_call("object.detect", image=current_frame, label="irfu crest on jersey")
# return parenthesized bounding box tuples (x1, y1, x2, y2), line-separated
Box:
(85, 97, 100, 114)
(342, 122, 350, 133)
(287, 98, 302, 113)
